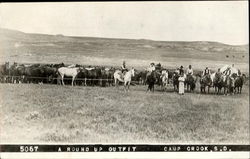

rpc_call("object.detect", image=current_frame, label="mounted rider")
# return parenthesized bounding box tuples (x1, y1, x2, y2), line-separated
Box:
(203, 67, 211, 77)
(179, 65, 184, 75)
(121, 61, 128, 76)
(223, 65, 231, 76)
(147, 63, 156, 73)
(186, 65, 193, 76)
(146, 63, 156, 82)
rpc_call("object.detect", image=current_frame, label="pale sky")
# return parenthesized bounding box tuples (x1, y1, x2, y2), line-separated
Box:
(0, 2, 248, 45)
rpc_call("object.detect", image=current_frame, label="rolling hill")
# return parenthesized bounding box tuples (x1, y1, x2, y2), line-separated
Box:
(0, 28, 248, 72)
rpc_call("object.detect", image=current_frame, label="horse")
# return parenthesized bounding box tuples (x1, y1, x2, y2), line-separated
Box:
(146, 71, 158, 92)
(160, 70, 169, 91)
(58, 67, 81, 86)
(234, 74, 246, 94)
(200, 74, 212, 94)
(113, 68, 135, 92)
(0, 62, 10, 83)
(172, 72, 179, 92)
(185, 74, 196, 92)
(211, 72, 224, 94)
(73, 67, 88, 86)
(138, 70, 147, 85)
(222, 74, 236, 95)
(100, 67, 114, 87)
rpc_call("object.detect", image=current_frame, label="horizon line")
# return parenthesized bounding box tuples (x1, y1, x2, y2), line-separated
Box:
(1, 27, 249, 46)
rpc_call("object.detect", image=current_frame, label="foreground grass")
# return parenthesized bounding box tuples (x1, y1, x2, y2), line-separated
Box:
(0, 83, 249, 144)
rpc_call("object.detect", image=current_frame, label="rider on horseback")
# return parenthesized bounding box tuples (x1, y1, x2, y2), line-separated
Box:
(121, 61, 128, 77)
(186, 65, 193, 76)
(223, 66, 231, 76)
(148, 63, 156, 72)
(203, 67, 211, 76)
(146, 63, 156, 83)
(179, 65, 184, 75)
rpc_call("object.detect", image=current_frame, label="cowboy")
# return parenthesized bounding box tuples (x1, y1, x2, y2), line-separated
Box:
(217, 68, 222, 75)
(148, 63, 156, 72)
(203, 67, 210, 75)
(179, 66, 184, 75)
(175, 67, 179, 74)
(121, 61, 128, 74)
(238, 69, 241, 76)
(186, 65, 193, 75)
(223, 65, 231, 76)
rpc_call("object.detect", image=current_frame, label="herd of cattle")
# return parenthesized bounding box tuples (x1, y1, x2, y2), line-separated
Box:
(0, 62, 247, 95)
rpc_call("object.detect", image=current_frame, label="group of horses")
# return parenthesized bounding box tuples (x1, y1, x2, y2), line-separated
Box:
(0, 62, 246, 95)
(145, 69, 246, 95)
(0, 62, 115, 87)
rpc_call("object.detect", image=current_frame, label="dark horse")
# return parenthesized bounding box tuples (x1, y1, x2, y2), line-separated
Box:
(234, 74, 246, 94)
(0, 62, 10, 83)
(185, 74, 196, 92)
(172, 72, 179, 92)
(146, 71, 158, 92)
(200, 74, 212, 94)
(213, 72, 224, 94)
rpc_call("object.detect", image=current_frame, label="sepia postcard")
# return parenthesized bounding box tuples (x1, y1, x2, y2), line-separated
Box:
(0, 1, 249, 158)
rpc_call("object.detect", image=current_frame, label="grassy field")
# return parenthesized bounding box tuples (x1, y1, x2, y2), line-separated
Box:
(0, 83, 249, 144)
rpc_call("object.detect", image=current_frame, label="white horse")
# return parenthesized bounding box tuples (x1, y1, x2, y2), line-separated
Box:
(160, 70, 169, 91)
(114, 68, 135, 91)
(58, 67, 81, 86)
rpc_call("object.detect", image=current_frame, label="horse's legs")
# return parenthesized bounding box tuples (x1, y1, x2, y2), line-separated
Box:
(115, 78, 119, 88)
(127, 82, 130, 91)
(124, 81, 127, 92)
(61, 75, 65, 86)
(72, 76, 76, 86)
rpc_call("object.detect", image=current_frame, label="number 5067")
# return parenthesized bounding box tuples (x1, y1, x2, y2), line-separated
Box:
(20, 146, 39, 152)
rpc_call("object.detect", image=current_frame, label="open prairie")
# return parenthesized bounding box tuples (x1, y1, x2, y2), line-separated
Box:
(0, 28, 249, 73)
(0, 83, 249, 143)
